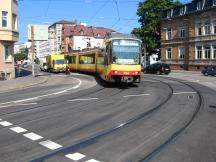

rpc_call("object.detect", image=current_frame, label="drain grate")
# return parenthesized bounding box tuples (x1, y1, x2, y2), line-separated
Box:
(209, 105, 216, 109)
(188, 95, 194, 99)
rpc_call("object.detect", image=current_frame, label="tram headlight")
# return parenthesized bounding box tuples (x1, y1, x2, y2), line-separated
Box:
(135, 71, 139, 75)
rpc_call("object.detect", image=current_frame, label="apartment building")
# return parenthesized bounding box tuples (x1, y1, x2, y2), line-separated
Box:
(48, 20, 76, 54)
(37, 40, 50, 63)
(160, 0, 216, 71)
(0, 0, 18, 79)
(61, 24, 113, 52)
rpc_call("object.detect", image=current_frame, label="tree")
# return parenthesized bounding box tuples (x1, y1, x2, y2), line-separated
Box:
(14, 53, 28, 62)
(132, 0, 181, 55)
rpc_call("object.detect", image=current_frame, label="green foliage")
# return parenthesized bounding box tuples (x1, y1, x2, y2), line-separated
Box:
(14, 53, 28, 62)
(133, 0, 181, 54)
(34, 57, 40, 64)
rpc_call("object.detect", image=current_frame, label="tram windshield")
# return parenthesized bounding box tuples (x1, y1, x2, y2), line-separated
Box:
(112, 39, 140, 65)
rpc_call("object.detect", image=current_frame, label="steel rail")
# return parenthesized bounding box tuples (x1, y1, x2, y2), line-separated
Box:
(28, 77, 174, 162)
(140, 76, 203, 162)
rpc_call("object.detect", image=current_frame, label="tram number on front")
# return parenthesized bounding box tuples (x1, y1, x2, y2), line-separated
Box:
(124, 72, 129, 75)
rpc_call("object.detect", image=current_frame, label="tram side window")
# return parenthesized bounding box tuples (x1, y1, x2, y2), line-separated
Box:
(104, 45, 110, 65)
(68, 56, 76, 64)
(79, 54, 95, 64)
(97, 53, 104, 65)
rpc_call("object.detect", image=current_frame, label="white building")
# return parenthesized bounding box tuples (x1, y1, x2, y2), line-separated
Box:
(62, 25, 113, 52)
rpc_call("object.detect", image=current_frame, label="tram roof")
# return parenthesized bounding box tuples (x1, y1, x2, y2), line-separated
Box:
(106, 32, 140, 39)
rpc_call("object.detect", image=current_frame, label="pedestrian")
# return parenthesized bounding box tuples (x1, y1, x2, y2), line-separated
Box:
(65, 66, 70, 75)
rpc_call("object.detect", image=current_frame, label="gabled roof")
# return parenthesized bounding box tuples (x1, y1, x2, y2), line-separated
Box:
(63, 24, 113, 38)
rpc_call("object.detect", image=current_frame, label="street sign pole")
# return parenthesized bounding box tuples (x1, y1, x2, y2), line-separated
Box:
(31, 26, 35, 77)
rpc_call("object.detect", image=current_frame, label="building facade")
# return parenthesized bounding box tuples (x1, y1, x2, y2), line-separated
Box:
(161, 0, 216, 71)
(48, 20, 76, 55)
(0, 0, 18, 79)
(62, 24, 113, 52)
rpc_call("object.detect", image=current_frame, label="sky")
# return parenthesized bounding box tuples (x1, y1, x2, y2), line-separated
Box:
(18, 0, 191, 43)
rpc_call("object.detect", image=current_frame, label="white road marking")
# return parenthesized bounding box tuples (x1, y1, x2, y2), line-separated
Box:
(14, 97, 39, 103)
(123, 94, 151, 98)
(205, 82, 213, 85)
(68, 98, 98, 102)
(86, 159, 100, 162)
(0, 77, 82, 106)
(0, 118, 2, 121)
(39, 140, 62, 150)
(10, 126, 27, 133)
(65, 152, 86, 161)
(144, 80, 160, 82)
(173, 92, 197, 95)
(23, 132, 43, 141)
(0, 103, 37, 109)
(0, 121, 13, 127)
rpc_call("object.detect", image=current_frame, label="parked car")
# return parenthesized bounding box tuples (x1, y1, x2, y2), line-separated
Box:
(22, 62, 28, 68)
(202, 66, 216, 76)
(40, 63, 48, 72)
(144, 63, 171, 75)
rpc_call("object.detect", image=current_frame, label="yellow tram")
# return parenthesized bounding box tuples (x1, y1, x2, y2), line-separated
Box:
(66, 33, 142, 83)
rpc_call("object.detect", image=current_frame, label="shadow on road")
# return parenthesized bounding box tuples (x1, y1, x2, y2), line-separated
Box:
(94, 74, 139, 89)
(15, 67, 32, 77)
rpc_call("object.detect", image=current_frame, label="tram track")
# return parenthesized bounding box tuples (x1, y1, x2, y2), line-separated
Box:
(29, 76, 175, 162)
(0, 75, 202, 162)
(139, 76, 203, 162)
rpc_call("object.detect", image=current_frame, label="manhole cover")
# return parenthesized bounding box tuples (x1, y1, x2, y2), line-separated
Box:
(209, 105, 216, 109)
(188, 96, 194, 99)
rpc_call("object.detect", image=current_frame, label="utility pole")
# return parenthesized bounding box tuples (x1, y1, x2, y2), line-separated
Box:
(31, 26, 35, 77)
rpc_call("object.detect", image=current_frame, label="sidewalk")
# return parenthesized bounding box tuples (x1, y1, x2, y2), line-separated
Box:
(0, 75, 48, 93)
(171, 70, 201, 74)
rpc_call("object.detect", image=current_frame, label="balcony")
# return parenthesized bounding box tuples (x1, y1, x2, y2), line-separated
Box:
(0, 29, 19, 42)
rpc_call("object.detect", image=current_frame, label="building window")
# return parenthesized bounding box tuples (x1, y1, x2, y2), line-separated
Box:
(213, 46, 216, 59)
(166, 28, 172, 40)
(167, 10, 172, 18)
(205, 21, 211, 35)
(196, 46, 202, 59)
(214, 0, 216, 6)
(180, 28, 186, 38)
(2, 11, 8, 27)
(12, 14, 17, 30)
(80, 30, 84, 36)
(196, 23, 202, 36)
(214, 23, 216, 34)
(179, 47, 185, 59)
(197, 1, 202, 10)
(166, 48, 172, 59)
(4, 45, 12, 62)
(204, 46, 211, 59)
(180, 7, 185, 15)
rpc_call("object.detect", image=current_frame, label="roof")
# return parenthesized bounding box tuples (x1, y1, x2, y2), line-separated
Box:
(49, 20, 76, 28)
(106, 32, 139, 39)
(63, 24, 113, 38)
(161, 0, 216, 20)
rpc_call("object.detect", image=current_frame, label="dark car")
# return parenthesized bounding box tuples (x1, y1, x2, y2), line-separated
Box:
(144, 63, 171, 75)
(40, 63, 48, 72)
(202, 66, 216, 76)
(22, 62, 28, 68)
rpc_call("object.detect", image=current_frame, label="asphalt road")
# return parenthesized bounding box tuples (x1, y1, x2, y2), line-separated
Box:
(0, 72, 215, 162)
